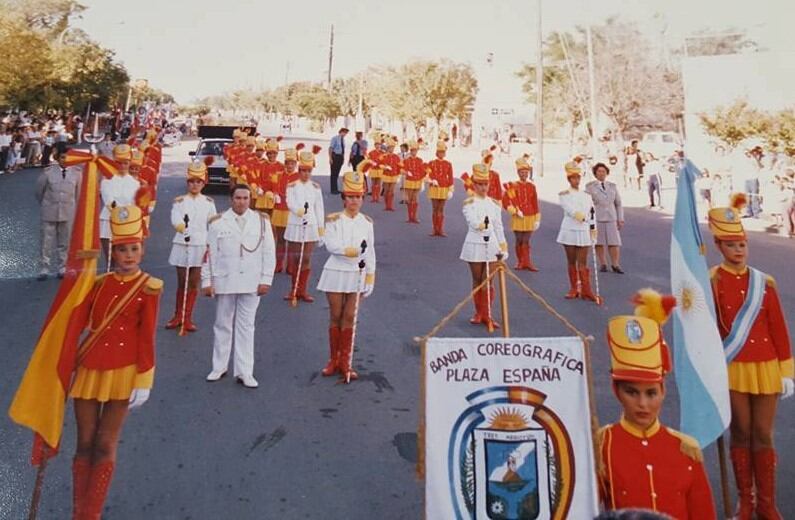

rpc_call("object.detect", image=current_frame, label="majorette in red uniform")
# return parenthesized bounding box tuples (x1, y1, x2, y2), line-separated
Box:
(598, 289, 717, 520)
(271, 144, 302, 273)
(251, 137, 284, 215)
(401, 139, 425, 223)
(502, 154, 541, 271)
(426, 139, 454, 237)
(378, 136, 402, 211)
(70, 199, 161, 519)
(708, 194, 793, 520)
(367, 131, 384, 203)
(224, 129, 246, 185)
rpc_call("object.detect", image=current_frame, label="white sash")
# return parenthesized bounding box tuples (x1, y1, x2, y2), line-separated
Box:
(723, 267, 766, 362)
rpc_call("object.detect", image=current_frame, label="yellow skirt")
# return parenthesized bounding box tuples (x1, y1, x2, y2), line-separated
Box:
(728, 360, 782, 394)
(511, 214, 540, 232)
(254, 197, 274, 210)
(272, 209, 289, 228)
(404, 179, 423, 191)
(427, 186, 451, 200)
(70, 365, 138, 402)
(369, 168, 383, 180)
(382, 175, 400, 184)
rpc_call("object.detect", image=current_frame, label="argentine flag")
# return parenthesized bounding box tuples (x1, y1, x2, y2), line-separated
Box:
(669, 158, 731, 448)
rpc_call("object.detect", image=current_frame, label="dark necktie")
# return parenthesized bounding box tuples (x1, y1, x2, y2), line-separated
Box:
(340, 136, 344, 156)
(601, 182, 606, 191)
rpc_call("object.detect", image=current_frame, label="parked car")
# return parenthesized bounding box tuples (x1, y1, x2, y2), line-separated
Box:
(641, 131, 681, 161)
(190, 125, 255, 186)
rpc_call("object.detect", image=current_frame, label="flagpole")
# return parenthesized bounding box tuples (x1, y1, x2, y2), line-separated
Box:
(716, 436, 732, 518)
(28, 450, 48, 520)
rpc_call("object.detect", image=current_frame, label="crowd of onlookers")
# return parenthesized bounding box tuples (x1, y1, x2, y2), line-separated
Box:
(0, 111, 85, 174)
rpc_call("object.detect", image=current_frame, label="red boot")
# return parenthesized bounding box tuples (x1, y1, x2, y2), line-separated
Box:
(274, 243, 285, 273)
(82, 460, 115, 520)
(483, 284, 500, 330)
(182, 289, 198, 332)
(165, 288, 184, 329)
(579, 268, 601, 304)
(283, 263, 299, 301)
(298, 269, 314, 303)
(469, 290, 483, 324)
(565, 266, 579, 299)
(384, 191, 394, 211)
(338, 328, 358, 382)
(437, 215, 447, 237)
(72, 456, 91, 520)
(430, 214, 439, 236)
(514, 244, 525, 269)
(411, 201, 420, 223)
(321, 326, 340, 376)
(406, 201, 413, 222)
(526, 244, 539, 272)
(731, 446, 755, 520)
(754, 448, 782, 520)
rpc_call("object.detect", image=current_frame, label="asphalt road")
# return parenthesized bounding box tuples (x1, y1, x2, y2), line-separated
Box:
(1, 160, 794, 519)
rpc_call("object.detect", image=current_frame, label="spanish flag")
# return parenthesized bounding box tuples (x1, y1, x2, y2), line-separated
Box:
(8, 150, 118, 464)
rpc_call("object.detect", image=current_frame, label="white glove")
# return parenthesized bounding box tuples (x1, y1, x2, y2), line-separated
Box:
(363, 284, 374, 298)
(533, 220, 540, 231)
(516, 209, 524, 218)
(257, 188, 264, 196)
(128, 389, 150, 410)
(431, 179, 439, 187)
(274, 194, 281, 204)
(447, 190, 453, 200)
(781, 378, 795, 400)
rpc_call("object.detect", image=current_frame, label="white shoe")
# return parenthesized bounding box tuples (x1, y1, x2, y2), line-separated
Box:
(236, 375, 258, 388)
(206, 369, 227, 382)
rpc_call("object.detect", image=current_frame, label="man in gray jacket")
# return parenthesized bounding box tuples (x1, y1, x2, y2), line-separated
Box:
(36, 151, 80, 280)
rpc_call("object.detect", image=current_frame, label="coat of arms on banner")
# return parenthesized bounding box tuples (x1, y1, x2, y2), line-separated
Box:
(451, 387, 573, 520)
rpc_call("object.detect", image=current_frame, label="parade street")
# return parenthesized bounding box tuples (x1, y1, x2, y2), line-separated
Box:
(1, 154, 794, 519)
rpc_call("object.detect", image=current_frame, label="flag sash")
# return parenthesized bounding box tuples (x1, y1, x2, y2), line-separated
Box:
(722, 267, 765, 362)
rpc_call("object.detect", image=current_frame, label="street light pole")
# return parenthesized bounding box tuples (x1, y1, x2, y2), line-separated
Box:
(327, 24, 334, 89)
(585, 23, 598, 161)
(535, 0, 544, 178)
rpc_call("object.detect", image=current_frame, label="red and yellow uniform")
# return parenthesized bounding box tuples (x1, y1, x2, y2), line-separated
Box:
(254, 159, 283, 211)
(502, 180, 540, 232)
(367, 147, 383, 202)
(598, 418, 715, 520)
(598, 291, 717, 520)
(379, 150, 401, 184)
(402, 155, 426, 190)
(426, 157, 454, 199)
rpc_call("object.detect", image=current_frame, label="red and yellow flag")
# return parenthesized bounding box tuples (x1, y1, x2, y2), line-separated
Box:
(8, 150, 117, 463)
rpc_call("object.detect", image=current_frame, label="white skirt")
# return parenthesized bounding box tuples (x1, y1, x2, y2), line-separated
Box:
(285, 222, 320, 243)
(556, 228, 592, 246)
(168, 244, 206, 267)
(99, 219, 111, 240)
(459, 241, 503, 263)
(317, 268, 364, 293)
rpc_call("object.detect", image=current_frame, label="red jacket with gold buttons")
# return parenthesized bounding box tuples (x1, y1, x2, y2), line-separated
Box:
(426, 158, 453, 188)
(378, 152, 401, 180)
(711, 264, 792, 368)
(502, 180, 539, 216)
(64, 272, 161, 376)
(402, 156, 426, 182)
(598, 418, 716, 520)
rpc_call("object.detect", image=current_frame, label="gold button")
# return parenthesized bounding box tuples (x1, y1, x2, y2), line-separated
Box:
(120, 342, 125, 346)
(646, 464, 653, 471)
(641, 440, 649, 447)
(750, 339, 755, 343)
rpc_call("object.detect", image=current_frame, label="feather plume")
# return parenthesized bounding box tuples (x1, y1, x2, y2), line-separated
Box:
(296, 143, 305, 151)
(312, 144, 322, 155)
(276, 135, 283, 142)
(730, 192, 748, 210)
(203, 156, 214, 166)
(632, 288, 677, 325)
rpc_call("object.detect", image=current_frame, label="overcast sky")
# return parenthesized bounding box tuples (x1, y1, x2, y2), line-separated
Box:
(74, 0, 794, 104)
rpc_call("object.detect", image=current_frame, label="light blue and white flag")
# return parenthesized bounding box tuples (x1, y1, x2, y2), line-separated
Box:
(669, 158, 731, 448)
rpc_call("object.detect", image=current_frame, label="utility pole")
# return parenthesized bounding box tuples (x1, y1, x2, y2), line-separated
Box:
(327, 24, 334, 89)
(284, 61, 291, 87)
(585, 23, 598, 161)
(535, 0, 544, 178)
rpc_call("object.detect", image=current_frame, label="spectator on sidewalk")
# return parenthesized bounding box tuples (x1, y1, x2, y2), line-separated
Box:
(645, 153, 663, 209)
(328, 127, 348, 194)
(349, 130, 367, 171)
(6, 133, 23, 172)
(626, 140, 643, 191)
(41, 130, 55, 167)
(586, 162, 625, 274)
(0, 126, 10, 173)
(36, 150, 81, 280)
(743, 146, 764, 218)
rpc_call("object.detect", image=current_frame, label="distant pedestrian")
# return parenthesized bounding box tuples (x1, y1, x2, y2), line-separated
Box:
(645, 153, 663, 208)
(349, 131, 367, 171)
(586, 162, 624, 274)
(36, 150, 81, 279)
(328, 127, 349, 194)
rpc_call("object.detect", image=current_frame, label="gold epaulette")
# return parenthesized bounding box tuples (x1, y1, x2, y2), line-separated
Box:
(204, 195, 213, 203)
(709, 265, 720, 280)
(94, 273, 110, 288)
(311, 181, 321, 189)
(174, 195, 184, 203)
(208, 214, 222, 224)
(558, 189, 569, 196)
(143, 276, 164, 295)
(666, 427, 703, 462)
(766, 275, 777, 289)
(363, 213, 373, 223)
(325, 212, 341, 223)
(463, 197, 474, 205)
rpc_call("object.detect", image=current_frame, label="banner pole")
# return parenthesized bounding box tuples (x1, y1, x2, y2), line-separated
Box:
(498, 263, 510, 337)
(716, 436, 732, 518)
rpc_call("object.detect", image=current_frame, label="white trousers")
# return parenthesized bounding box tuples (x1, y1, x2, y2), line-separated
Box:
(211, 293, 260, 377)
(41, 220, 70, 272)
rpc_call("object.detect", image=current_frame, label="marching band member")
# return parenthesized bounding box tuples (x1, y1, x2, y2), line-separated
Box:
(379, 137, 402, 211)
(460, 164, 508, 329)
(224, 129, 245, 186)
(202, 185, 275, 388)
(284, 146, 325, 303)
(67, 199, 163, 519)
(367, 132, 384, 202)
(236, 136, 259, 188)
(99, 144, 141, 267)
(316, 169, 376, 382)
(556, 161, 598, 302)
(483, 146, 502, 202)
(165, 160, 217, 332)
(402, 140, 426, 223)
(598, 289, 716, 519)
(426, 140, 454, 237)
(708, 194, 793, 520)
(252, 137, 284, 215)
(272, 144, 301, 273)
(502, 155, 540, 271)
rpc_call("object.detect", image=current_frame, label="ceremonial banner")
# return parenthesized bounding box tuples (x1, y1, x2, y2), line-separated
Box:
(424, 337, 598, 520)
(670, 158, 730, 448)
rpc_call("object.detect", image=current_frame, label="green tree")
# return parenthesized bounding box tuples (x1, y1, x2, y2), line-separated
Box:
(685, 28, 761, 57)
(698, 99, 769, 150)
(760, 109, 795, 158)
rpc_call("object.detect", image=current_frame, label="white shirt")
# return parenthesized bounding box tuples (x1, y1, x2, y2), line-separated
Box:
(170, 194, 217, 245)
(462, 194, 508, 256)
(286, 179, 325, 242)
(558, 188, 594, 231)
(201, 209, 276, 294)
(100, 174, 141, 221)
(322, 212, 376, 276)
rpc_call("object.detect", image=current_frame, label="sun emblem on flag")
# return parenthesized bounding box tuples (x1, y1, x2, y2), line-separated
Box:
(673, 279, 706, 315)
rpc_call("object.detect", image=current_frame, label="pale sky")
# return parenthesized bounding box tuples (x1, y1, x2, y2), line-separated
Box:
(73, 0, 795, 104)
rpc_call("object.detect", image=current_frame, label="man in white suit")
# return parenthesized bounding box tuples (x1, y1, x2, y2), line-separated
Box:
(202, 185, 275, 388)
